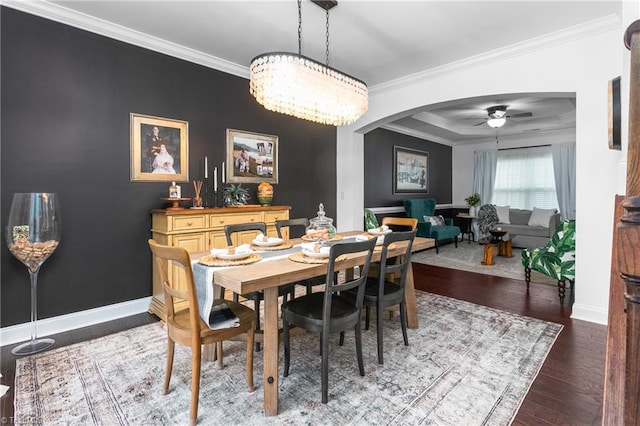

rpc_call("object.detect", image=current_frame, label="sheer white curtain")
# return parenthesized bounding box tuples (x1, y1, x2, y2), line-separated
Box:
(491, 146, 559, 210)
(472, 149, 497, 207)
(551, 142, 576, 220)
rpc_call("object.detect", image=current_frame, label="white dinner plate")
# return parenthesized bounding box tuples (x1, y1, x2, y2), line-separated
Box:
(216, 250, 253, 260)
(302, 248, 330, 259)
(252, 237, 284, 247)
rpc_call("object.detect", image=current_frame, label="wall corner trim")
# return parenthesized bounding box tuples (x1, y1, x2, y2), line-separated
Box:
(571, 303, 608, 325)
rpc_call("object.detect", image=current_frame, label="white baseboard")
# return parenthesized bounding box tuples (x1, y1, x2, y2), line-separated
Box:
(0, 297, 153, 347)
(571, 303, 608, 325)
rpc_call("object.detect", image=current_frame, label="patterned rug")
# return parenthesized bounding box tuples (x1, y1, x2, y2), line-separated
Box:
(14, 292, 562, 425)
(411, 242, 557, 285)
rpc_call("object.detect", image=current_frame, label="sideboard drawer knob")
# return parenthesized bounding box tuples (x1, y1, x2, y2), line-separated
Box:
(187, 222, 192, 226)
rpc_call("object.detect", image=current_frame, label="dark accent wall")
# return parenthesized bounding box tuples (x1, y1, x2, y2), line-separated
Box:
(363, 128, 452, 208)
(0, 8, 336, 327)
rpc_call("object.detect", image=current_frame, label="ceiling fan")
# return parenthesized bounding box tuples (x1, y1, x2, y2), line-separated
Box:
(473, 105, 533, 128)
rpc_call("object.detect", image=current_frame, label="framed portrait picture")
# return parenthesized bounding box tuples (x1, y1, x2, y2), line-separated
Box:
(608, 76, 621, 150)
(393, 146, 428, 194)
(226, 129, 278, 184)
(130, 113, 189, 182)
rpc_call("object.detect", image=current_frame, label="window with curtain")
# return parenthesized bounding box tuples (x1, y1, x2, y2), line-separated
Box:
(491, 147, 559, 210)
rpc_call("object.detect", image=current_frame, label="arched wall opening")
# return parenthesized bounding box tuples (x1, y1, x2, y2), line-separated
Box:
(336, 22, 622, 324)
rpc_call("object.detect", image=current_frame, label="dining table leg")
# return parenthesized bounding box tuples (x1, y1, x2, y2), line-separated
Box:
(262, 286, 279, 416)
(404, 262, 419, 329)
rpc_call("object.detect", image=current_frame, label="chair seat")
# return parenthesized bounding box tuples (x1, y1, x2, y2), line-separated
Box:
(363, 279, 403, 304)
(171, 300, 255, 340)
(283, 293, 360, 332)
(430, 225, 461, 240)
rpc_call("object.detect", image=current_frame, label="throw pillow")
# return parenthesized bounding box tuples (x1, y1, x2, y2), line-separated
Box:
(528, 207, 557, 227)
(494, 205, 511, 224)
(423, 215, 445, 226)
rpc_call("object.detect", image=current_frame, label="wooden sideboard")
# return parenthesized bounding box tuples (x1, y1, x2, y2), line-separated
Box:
(149, 205, 291, 320)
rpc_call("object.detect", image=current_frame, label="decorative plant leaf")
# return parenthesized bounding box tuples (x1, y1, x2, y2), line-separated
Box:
(222, 183, 250, 206)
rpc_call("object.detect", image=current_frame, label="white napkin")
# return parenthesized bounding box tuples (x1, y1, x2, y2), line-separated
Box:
(301, 242, 330, 255)
(355, 235, 371, 242)
(210, 243, 251, 256)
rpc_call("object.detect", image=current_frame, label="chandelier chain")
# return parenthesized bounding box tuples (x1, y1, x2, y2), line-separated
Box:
(298, 0, 302, 55)
(325, 7, 330, 65)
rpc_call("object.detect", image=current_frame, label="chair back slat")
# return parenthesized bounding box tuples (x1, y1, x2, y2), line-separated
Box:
(323, 238, 377, 318)
(148, 239, 201, 332)
(381, 217, 418, 231)
(276, 218, 309, 239)
(377, 230, 417, 290)
(224, 222, 267, 246)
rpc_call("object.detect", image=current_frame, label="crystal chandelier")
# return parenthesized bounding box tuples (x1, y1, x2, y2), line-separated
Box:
(249, 0, 368, 126)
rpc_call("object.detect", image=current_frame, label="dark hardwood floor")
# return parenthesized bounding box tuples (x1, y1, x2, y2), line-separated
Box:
(0, 262, 605, 425)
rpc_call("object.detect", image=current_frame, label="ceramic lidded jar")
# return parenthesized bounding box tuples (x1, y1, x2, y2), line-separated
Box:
(305, 203, 337, 242)
(257, 181, 273, 206)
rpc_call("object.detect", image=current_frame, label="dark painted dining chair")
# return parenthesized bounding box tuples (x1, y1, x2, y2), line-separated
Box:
(344, 229, 417, 364)
(276, 218, 325, 295)
(275, 218, 309, 239)
(281, 237, 377, 403)
(224, 222, 296, 351)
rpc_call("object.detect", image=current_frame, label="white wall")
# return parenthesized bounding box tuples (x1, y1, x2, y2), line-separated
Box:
(337, 18, 623, 324)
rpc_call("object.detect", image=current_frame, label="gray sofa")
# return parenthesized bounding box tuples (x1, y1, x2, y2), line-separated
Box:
(495, 208, 560, 249)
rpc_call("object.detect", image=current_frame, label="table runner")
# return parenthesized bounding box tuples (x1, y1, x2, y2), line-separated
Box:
(192, 243, 311, 325)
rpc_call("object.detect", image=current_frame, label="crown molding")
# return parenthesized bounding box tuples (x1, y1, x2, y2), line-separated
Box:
(381, 123, 454, 146)
(370, 13, 621, 95)
(2, 1, 620, 95)
(1, 0, 249, 79)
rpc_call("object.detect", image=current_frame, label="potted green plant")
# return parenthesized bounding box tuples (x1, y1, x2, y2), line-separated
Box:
(222, 183, 250, 206)
(465, 193, 481, 216)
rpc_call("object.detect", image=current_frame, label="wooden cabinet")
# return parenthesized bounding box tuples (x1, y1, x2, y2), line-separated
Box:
(149, 205, 290, 320)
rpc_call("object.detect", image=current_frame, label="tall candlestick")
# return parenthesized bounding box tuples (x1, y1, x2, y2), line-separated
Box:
(204, 156, 208, 177)
(222, 162, 225, 183)
(213, 167, 218, 192)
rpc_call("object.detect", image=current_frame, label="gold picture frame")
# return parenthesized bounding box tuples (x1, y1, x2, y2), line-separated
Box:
(226, 128, 278, 184)
(130, 113, 189, 182)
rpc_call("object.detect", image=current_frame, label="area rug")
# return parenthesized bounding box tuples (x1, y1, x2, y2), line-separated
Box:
(411, 242, 557, 285)
(14, 292, 562, 425)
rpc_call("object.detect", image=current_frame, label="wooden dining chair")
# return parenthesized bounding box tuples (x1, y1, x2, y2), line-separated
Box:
(381, 216, 418, 231)
(282, 237, 377, 403)
(148, 239, 255, 425)
(344, 229, 417, 364)
(224, 222, 296, 351)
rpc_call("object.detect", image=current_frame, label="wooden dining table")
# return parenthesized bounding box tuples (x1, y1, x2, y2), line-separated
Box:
(207, 231, 435, 416)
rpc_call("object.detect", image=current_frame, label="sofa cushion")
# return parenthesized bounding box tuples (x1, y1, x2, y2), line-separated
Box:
(424, 215, 445, 226)
(510, 209, 532, 225)
(528, 207, 558, 227)
(495, 205, 511, 224)
(500, 224, 551, 238)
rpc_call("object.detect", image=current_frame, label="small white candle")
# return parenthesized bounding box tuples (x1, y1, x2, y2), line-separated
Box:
(204, 156, 208, 178)
(222, 162, 225, 183)
(213, 167, 218, 192)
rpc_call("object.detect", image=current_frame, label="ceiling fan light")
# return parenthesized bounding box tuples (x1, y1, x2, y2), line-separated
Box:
(487, 117, 507, 128)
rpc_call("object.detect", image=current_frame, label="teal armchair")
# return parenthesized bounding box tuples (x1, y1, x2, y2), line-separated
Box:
(521, 220, 575, 304)
(403, 198, 460, 253)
